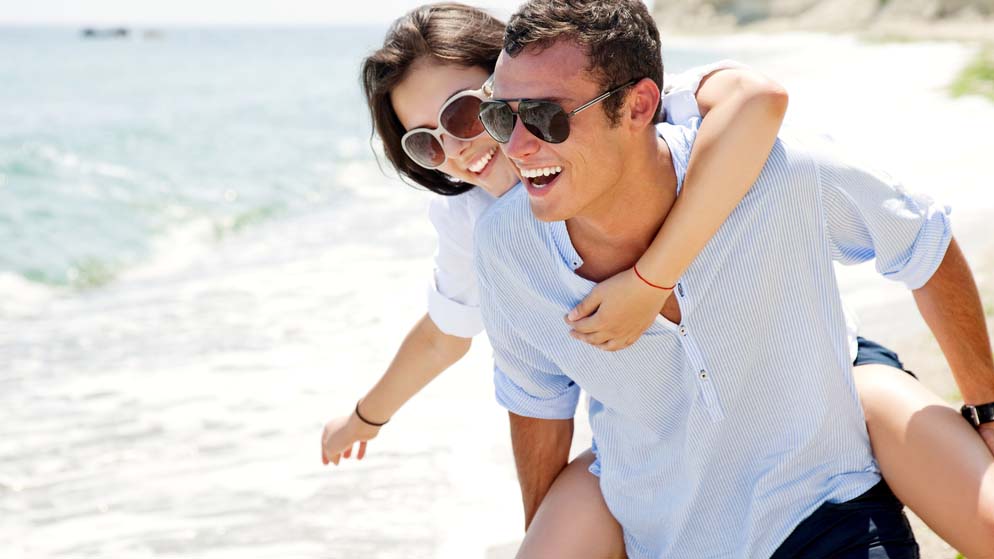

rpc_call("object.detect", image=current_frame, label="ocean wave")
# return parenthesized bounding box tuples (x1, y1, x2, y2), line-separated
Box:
(0, 271, 57, 317)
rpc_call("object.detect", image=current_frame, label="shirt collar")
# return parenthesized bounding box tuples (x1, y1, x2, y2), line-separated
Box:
(549, 220, 583, 272)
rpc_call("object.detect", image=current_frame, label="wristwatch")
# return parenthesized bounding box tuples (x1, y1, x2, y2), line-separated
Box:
(961, 402, 994, 428)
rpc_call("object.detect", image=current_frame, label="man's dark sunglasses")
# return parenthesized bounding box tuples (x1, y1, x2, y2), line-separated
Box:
(478, 79, 639, 145)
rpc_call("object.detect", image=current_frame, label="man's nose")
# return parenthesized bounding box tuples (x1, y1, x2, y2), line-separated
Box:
(501, 116, 539, 163)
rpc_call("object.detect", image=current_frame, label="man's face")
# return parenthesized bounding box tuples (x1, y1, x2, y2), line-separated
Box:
(491, 40, 632, 222)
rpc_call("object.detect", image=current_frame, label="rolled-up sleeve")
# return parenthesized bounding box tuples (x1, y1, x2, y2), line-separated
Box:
(817, 142, 952, 289)
(426, 282, 483, 338)
(662, 59, 747, 125)
(492, 339, 580, 420)
(426, 196, 485, 338)
(474, 214, 580, 420)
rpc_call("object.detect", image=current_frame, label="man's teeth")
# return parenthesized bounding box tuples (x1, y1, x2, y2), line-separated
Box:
(519, 166, 563, 178)
(468, 147, 496, 173)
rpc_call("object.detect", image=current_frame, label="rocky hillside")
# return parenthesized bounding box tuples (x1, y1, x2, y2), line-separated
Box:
(653, 0, 994, 31)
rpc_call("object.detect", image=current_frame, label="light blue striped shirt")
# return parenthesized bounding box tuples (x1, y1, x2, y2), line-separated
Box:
(474, 123, 952, 558)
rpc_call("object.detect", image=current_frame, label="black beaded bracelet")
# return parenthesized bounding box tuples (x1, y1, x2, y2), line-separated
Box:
(355, 400, 389, 427)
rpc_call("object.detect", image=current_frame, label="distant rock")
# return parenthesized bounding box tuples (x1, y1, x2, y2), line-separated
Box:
(80, 28, 130, 39)
(654, 0, 994, 33)
(877, 0, 993, 19)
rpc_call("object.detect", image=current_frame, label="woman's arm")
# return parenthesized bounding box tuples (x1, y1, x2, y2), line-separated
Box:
(321, 312, 471, 464)
(567, 67, 788, 350)
(640, 69, 788, 289)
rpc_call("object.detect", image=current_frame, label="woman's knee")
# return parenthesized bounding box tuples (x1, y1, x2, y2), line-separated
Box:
(517, 450, 625, 559)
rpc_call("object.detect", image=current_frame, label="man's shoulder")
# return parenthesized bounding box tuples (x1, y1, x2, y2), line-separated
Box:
(772, 128, 853, 169)
(747, 128, 845, 190)
(774, 129, 900, 191)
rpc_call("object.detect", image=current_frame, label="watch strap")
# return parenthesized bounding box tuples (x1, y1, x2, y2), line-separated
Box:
(961, 402, 994, 427)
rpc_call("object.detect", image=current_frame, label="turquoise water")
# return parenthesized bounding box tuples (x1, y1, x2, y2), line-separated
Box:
(0, 26, 721, 291)
(0, 27, 380, 288)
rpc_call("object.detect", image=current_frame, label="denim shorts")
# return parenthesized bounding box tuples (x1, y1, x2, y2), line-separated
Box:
(853, 336, 917, 379)
(771, 481, 919, 558)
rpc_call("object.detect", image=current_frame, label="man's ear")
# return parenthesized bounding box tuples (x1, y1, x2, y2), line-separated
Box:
(627, 77, 661, 129)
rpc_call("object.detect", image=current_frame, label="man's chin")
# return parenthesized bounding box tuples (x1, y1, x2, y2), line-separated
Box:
(528, 198, 565, 222)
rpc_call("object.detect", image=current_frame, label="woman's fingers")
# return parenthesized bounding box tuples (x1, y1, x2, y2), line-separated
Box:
(358, 441, 368, 460)
(598, 340, 622, 352)
(567, 314, 608, 334)
(598, 337, 637, 352)
(567, 293, 602, 322)
(570, 329, 611, 346)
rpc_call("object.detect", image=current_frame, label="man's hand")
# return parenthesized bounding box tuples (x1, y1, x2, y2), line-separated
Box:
(321, 412, 381, 466)
(979, 424, 994, 456)
(566, 268, 670, 352)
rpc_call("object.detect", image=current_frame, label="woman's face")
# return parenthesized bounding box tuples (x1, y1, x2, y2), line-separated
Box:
(391, 58, 519, 198)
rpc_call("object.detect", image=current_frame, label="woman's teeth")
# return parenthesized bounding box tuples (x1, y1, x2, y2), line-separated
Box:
(519, 165, 563, 187)
(468, 147, 497, 173)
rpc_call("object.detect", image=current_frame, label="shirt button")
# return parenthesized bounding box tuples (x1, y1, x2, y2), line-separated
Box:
(699, 370, 708, 379)
(679, 325, 687, 336)
(677, 282, 685, 297)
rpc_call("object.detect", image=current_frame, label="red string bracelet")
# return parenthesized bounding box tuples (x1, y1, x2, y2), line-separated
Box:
(633, 264, 675, 291)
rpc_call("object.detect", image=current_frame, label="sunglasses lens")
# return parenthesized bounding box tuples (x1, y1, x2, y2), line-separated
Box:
(440, 95, 484, 140)
(479, 101, 514, 143)
(403, 132, 445, 168)
(521, 102, 570, 144)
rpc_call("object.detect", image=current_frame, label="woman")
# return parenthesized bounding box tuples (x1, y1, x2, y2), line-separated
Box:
(322, 3, 994, 557)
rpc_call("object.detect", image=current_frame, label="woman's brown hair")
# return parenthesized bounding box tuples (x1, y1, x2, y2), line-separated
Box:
(361, 3, 505, 196)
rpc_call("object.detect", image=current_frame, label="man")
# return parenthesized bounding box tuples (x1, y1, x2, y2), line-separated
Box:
(472, 1, 994, 557)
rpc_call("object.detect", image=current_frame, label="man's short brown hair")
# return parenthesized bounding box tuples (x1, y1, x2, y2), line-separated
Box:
(503, 0, 664, 125)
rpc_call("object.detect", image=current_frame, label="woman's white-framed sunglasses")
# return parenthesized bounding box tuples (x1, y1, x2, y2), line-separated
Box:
(400, 76, 494, 170)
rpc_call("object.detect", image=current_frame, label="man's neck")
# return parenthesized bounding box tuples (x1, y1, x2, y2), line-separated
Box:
(567, 133, 678, 282)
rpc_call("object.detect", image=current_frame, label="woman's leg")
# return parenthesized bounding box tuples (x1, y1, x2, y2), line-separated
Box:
(517, 449, 626, 559)
(855, 363, 994, 559)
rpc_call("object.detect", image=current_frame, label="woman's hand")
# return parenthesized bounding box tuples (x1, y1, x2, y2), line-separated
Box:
(321, 411, 382, 466)
(565, 268, 671, 352)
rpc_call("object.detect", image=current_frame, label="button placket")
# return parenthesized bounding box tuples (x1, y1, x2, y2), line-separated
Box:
(677, 321, 725, 422)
